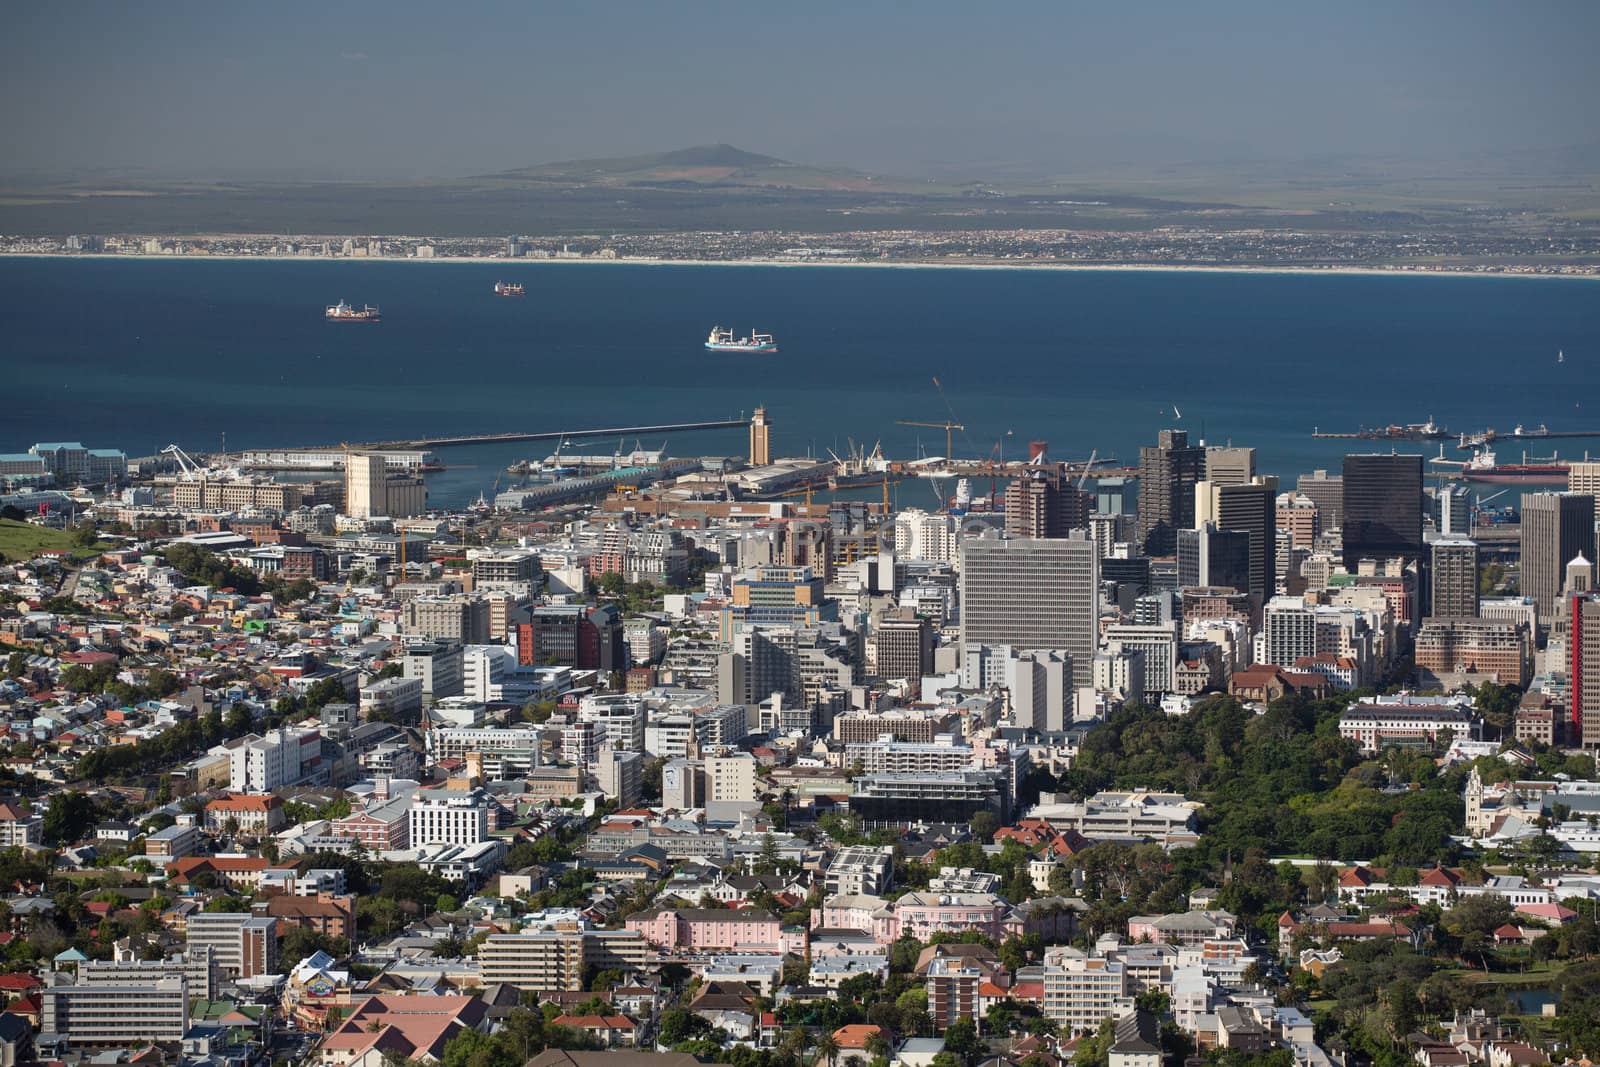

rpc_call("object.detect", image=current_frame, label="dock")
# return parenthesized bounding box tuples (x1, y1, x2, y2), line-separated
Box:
(324, 419, 748, 451)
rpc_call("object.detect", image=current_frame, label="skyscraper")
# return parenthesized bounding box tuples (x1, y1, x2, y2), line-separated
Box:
(1572, 593, 1600, 748)
(1204, 446, 1256, 487)
(1137, 429, 1205, 556)
(345, 452, 387, 518)
(1006, 469, 1091, 539)
(1429, 538, 1479, 619)
(1432, 484, 1472, 536)
(1197, 480, 1277, 609)
(749, 407, 771, 466)
(1177, 525, 1251, 594)
(1297, 469, 1344, 531)
(1521, 492, 1597, 621)
(1341, 454, 1423, 568)
(960, 534, 1099, 689)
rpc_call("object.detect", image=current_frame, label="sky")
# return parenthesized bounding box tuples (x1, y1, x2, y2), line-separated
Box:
(3, 0, 1596, 181)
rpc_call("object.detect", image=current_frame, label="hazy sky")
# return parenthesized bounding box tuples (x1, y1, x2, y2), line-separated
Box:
(4, 0, 1596, 181)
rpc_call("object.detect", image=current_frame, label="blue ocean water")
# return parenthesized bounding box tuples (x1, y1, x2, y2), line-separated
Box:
(2, 257, 1597, 509)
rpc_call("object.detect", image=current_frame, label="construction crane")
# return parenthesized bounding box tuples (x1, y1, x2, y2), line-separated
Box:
(897, 420, 965, 462)
(1076, 448, 1097, 490)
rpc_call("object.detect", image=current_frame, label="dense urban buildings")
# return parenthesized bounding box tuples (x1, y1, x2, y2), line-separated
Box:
(3, 365, 1598, 1067)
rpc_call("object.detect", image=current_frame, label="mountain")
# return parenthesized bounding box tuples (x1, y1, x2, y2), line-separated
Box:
(479, 143, 898, 192)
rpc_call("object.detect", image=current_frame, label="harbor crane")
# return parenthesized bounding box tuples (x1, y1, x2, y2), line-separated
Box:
(897, 420, 965, 462)
(161, 444, 204, 481)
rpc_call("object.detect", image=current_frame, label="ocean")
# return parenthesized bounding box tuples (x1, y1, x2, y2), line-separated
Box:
(2, 257, 1597, 509)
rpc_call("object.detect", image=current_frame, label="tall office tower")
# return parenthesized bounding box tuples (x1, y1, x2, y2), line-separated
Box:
(1177, 525, 1251, 593)
(960, 534, 1099, 689)
(1277, 494, 1319, 549)
(875, 609, 934, 683)
(345, 452, 387, 518)
(1432, 484, 1473, 536)
(1204, 446, 1256, 487)
(749, 407, 771, 466)
(1573, 594, 1600, 748)
(1006, 469, 1091, 539)
(1297, 469, 1344, 532)
(1430, 538, 1479, 619)
(1341, 454, 1423, 568)
(1569, 461, 1600, 496)
(1521, 492, 1597, 621)
(1137, 429, 1206, 556)
(1196, 481, 1277, 609)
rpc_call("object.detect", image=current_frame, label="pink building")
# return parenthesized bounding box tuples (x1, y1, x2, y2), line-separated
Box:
(625, 908, 786, 953)
(811, 895, 888, 934)
(877, 893, 1009, 945)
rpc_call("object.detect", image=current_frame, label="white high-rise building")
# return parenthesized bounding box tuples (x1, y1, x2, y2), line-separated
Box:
(408, 788, 490, 847)
(895, 509, 958, 564)
(706, 752, 759, 805)
(228, 727, 320, 793)
(462, 644, 513, 703)
(345, 452, 387, 519)
(1263, 596, 1316, 667)
(1042, 949, 1135, 1034)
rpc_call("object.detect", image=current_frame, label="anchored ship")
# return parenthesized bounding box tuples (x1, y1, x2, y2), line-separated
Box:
(325, 300, 380, 322)
(494, 281, 525, 296)
(705, 326, 777, 354)
(1432, 448, 1570, 484)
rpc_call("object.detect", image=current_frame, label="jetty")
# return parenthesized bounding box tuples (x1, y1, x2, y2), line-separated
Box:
(326, 419, 748, 451)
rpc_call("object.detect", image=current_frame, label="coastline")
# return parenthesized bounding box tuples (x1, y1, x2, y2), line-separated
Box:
(1, 249, 1596, 281)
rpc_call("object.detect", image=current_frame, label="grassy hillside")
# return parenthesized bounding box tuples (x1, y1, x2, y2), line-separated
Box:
(0, 519, 75, 562)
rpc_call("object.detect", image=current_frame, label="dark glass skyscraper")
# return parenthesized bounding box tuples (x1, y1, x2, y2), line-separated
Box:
(1341, 453, 1423, 568)
(1137, 429, 1206, 557)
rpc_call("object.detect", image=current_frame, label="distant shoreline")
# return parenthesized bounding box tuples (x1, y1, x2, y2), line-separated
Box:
(2, 249, 1596, 281)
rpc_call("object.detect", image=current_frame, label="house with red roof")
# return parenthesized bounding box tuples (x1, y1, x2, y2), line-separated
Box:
(204, 793, 285, 834)
(832, 1024, 887, 1066)
(314, 994, 487, 1065)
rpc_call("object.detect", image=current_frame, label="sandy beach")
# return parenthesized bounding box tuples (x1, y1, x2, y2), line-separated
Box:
(3, 249, 1597, 281)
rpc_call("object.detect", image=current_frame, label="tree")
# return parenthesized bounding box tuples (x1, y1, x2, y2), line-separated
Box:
(816, 1032, 840, 1067)
(969, 811, 999, 840)
(42, 793, 97, 845)
(942, 1017, 987, 1067)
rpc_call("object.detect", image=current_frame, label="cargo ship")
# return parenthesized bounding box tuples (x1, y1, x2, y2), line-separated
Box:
(705, 326, 777, 354)
(494, 281, 525, 297)
(325, 300, 380, 322)
(1432, 448, 1569, 485)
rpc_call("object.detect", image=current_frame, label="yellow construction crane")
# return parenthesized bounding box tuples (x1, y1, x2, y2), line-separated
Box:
(897, 420, 965, 462)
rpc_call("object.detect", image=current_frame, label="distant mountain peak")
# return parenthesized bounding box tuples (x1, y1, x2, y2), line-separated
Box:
(652, 144, 788, 168)
(478, 143, 885, 191)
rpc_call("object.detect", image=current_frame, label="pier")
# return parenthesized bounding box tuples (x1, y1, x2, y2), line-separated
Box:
(324, 418, 748, 451)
